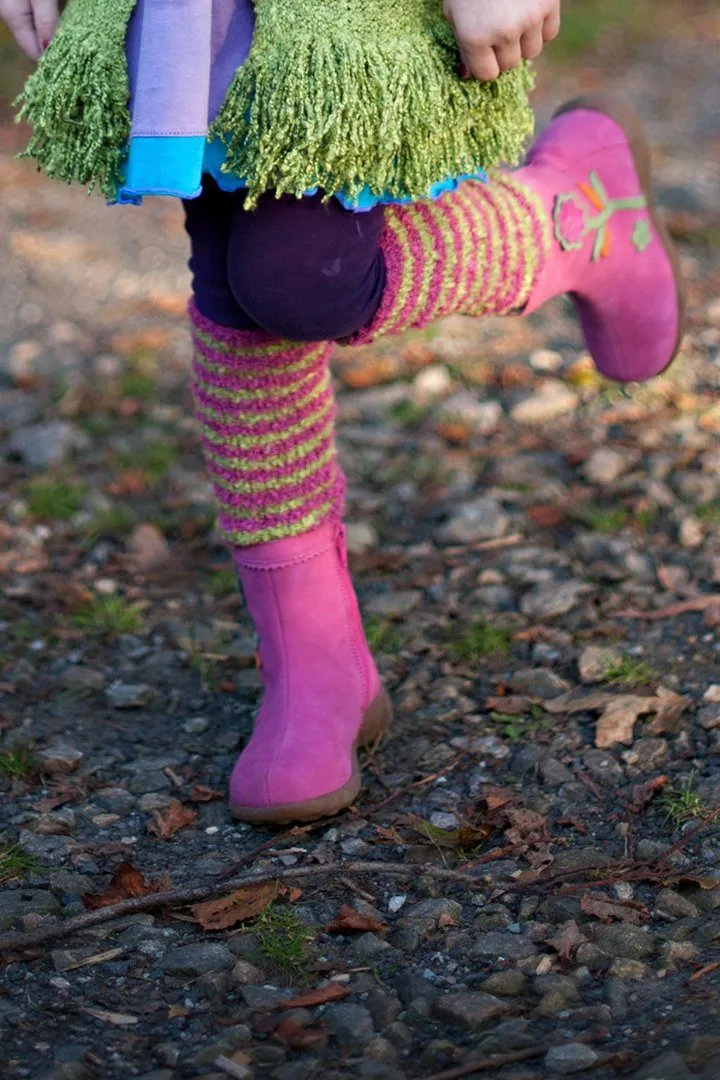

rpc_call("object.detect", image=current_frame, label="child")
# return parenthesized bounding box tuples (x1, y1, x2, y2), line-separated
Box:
(6, 0, 684, 825)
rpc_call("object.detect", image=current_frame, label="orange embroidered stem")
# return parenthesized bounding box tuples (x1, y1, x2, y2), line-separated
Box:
(578, 181, 605, 212)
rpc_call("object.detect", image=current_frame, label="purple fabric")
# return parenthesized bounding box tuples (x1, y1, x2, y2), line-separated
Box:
(126, 0, 255, 136)
(184, 179, 387, 340)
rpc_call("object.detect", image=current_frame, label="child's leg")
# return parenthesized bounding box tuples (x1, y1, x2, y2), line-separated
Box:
(349, 96, 684, 384)
(185, 188, 390, 824)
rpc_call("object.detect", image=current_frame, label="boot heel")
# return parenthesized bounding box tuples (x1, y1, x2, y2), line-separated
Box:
(357, 691, 393, 747)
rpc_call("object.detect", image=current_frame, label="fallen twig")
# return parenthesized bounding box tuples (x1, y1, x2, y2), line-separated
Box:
(421, 1044, 550, 1079)
(0, 861, 480, 954)
(613, 596, 720, 620)
(688, 958, 720, 983)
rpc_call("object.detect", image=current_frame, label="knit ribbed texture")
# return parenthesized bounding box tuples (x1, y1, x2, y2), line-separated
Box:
(189, 303, 345, 546)
(348, 174, 551, 343)
(212, 0, 535, 208)
(16, 0, 137, 199)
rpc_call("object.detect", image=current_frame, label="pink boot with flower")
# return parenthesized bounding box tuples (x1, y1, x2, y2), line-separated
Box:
(517, 95, 685, 382)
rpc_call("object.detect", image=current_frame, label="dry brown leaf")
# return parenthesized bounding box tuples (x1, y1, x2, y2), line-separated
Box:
(273, 1018, 326, 1050)
(61, 948, 124, 971)
(485, 695, 536, 716)
(325, 905, 388, 935)
(189, 784, 224, 803)
(648, 686, 692, 735)
(278, 982, 351, 1009)
(595, 696, 653, 749)
(580, 894, 649, 925)
(483, 787, 516, 812)
(546, 920, 585, 963)
(80, 1007, 138, 1026)
(191, 882, 300, 931)
(613, 596, 720, 620)
(146, 800, 197, 839)
(168, 1004, 191, 1019)
(631, 776, 669, 810)
(503, 806, 549, 847)
(82, 863, 170, 910)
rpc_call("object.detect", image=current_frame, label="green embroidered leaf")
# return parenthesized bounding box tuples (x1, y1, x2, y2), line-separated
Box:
(632, 218, 653, 253)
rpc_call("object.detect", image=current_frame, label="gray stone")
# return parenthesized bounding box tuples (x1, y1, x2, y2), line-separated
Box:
(595, 924, 656, 960)
(433, 992, 511, 1031)
(521, 580, 592, 618)
(538, 756, 575, 786)
(156, 942, 235, 976)
(0, 390, 42, 431)
(230, 959, 265, 985)
(135, 1073, 174, 1080)
(241, 984, 287, 1009)
(182, 716, 210, 734)
(366, 590, 422, 617)
(544, 1043, 599, 1073)
(402, 898, 462, 932)
(9, 421, 88, 468)
(105, 681, 155, 709)
(697, 704, 720, 730)
(510, 668, 571, 699)
(472, 931, 537, 960)
(59, 666, 106, 693)
(346, 522, 379, 556)
(435, 497, 508, 545)
(352, 933, 396, 961)
(324, 1003, 375, 1048)
(510, 382, 579, 424)
(0, 889, 61, 931)
(584, 447, 629, 485)
(437, 392, 503, 436)
(578, 646, 623, 684)
(365, 990, 402, 1029)
(36, 743, 84, 775)
(655, 889, 700, 919)
(185, 1025, 252, 1068)
(629, 1051, 694, 1080)
(17, 831, 73, 865)
(481, 970, 527, 997)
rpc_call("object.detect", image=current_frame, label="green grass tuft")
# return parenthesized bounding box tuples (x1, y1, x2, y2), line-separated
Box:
(72, 595, 144, 637)
(120, 371, 156, 399)
(696, 501, 720, 526)
(208, 568, 238, 599)
(659, 772, 709, 829)
(389, 400, 427, 427)
(572, 506, 631, 533)
(27, 480, 85, 522)
(602, 652, 657, 686)
(85, 504, 138, 543)
(551, 0, 653, 61)
(254, 904, 315, 977)
(450, 619, 512, 664)
(365, 615, 404, 653)
(0, 843, 37, 885)
(0, 749, 37, 780)
(491, 705, 550, 741)
(117, 441, 179, 483)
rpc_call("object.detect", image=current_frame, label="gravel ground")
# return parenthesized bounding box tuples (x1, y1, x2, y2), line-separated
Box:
(2, 8, 720, 1080)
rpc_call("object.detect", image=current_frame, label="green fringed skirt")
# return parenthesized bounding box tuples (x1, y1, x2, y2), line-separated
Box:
(17, 0, 536, 207)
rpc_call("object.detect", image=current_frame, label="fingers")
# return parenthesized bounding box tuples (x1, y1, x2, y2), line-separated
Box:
(494, 39, 523, 72)
(543, 6, 562, 42)
(0, 2, 41, 59)
(460, 43, 500, 82)
(520, 25, 545, 62)
(31, 0, 59, 49)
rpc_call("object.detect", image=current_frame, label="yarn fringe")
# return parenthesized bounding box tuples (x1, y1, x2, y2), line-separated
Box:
(210, 18, 535, 208)
(15, 0, 136, 200)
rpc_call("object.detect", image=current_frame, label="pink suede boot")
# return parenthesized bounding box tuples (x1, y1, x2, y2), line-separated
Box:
(518, 95, 686, 382)
(229, 522, 392, 824)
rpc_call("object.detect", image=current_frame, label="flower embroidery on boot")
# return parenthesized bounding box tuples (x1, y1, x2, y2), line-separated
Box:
(553, 170, 649, 261)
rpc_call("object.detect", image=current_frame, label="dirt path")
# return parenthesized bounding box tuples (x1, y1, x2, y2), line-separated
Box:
(1, 8, 720, 1080)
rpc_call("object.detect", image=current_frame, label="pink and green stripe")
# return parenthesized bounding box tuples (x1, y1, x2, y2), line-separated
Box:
(347, 174, 550, 344)
(189, 302, 344, 546)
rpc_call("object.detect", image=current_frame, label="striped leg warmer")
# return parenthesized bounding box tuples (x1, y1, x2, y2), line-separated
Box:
(189, 302, 345, 546)
(349, 174, 550, 343)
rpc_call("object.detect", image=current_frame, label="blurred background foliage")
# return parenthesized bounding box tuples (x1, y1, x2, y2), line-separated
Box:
(0, 0, 684, 118)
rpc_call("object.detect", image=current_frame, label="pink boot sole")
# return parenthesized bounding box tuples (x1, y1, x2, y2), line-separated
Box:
(230, 690, 392, 825)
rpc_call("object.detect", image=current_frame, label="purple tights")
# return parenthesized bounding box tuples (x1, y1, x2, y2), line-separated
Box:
(183, 178, 386, 341)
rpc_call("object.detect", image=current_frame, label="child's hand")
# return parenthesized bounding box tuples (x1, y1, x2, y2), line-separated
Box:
(444, 0, 561, 82)
(0, 0, 59, 61)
